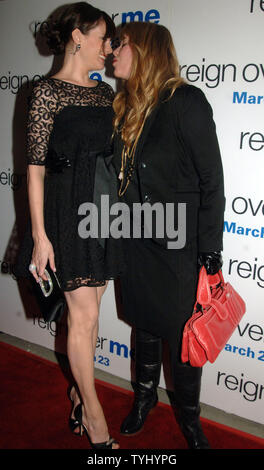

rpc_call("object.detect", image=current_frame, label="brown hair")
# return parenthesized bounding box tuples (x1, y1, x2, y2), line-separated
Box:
(42, 2, 115, 55)
(113, 22, 185, 149)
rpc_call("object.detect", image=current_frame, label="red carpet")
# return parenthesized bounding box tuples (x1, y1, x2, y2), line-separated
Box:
(1, 340, 263, 450)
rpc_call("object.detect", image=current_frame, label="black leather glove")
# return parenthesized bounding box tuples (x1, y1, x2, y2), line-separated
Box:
(198, 251, 223, 275)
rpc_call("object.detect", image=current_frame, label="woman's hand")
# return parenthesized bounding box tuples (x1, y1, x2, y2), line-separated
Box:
(30, 235, 56, 282)
(27, 166, 54, 282)
(198, 251, 223, 275)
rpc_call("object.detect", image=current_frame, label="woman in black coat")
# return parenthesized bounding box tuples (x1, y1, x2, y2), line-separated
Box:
(112, 22, 225, 448)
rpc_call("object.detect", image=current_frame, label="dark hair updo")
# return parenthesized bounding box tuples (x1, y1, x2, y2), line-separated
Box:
(42, 2, 115, 55)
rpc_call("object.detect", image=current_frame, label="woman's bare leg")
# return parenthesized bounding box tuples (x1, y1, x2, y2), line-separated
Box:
(96, 280, 108, 308)
(65, 282, 118, 447)
(69, 281, 109, 416)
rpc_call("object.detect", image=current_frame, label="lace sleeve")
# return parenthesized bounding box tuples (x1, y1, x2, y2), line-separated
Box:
(27, 80, 58, 165)
(99, 81, 115, 105)
(106, 83, 115, 102)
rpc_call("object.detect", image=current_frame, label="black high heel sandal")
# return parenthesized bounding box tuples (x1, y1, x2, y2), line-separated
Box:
(74, 404, 119, 449)
(68, 386, 82, 436)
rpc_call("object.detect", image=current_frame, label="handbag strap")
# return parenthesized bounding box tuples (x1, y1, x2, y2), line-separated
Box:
(196, 266, 211, 304)
(196, 266, 223, 305)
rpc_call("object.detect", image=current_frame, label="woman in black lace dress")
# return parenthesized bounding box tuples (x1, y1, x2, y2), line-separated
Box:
(19, 3, 122, 449)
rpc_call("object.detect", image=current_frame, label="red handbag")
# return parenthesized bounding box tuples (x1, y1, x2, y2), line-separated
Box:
(181, 267, 246, 367)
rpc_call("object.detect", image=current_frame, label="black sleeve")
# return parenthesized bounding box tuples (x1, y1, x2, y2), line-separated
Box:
(27, 80, 57, 165)
(177, 85, 225, 252)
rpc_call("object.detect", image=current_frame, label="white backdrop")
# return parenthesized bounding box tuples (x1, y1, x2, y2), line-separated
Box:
(0, 0, 263, 425)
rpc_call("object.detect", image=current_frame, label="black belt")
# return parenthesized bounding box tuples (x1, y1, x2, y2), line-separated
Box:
(46, 147, 113, 174)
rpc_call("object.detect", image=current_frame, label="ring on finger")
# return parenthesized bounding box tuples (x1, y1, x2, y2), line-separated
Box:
(29, 263, 37, 272)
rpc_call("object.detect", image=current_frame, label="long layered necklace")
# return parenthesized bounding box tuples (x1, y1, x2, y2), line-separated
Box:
(118, 121, 145, 197)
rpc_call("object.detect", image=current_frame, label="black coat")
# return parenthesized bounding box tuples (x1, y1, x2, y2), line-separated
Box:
(112, 84, 225, 344)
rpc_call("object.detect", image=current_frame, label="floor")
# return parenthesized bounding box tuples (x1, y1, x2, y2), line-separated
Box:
(1, 331, 264, 440)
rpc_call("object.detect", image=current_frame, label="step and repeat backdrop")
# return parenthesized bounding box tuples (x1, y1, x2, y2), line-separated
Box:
(0, 0, 263, 425)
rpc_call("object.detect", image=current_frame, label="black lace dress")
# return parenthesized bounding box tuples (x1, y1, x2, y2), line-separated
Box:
(16, 77, 124, 291)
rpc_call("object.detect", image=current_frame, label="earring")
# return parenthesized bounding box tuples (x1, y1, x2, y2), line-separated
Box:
(70, 43, 81, 55)
(74, 44, 81, 54)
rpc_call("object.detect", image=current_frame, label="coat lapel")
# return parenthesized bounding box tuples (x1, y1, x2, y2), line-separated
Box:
(133, 99, 163, 164)
(113, 95, 165, 168)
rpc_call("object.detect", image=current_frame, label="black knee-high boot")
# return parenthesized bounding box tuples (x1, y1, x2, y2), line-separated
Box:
(171, 360, 210, 449)
(120, 328, 162, 435)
